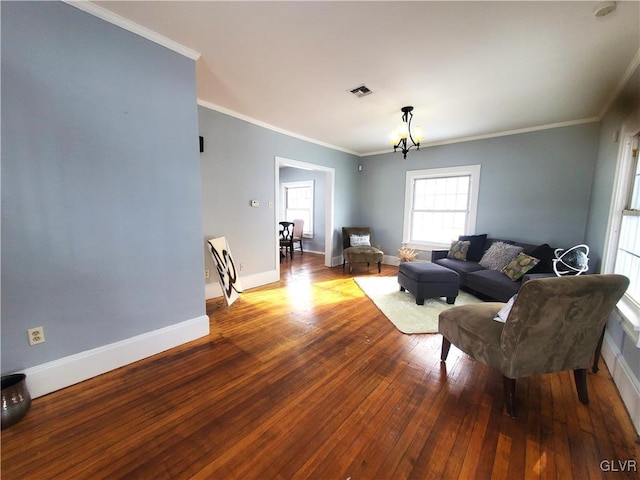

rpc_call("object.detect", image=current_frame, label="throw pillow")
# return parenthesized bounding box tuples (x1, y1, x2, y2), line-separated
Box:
(479, 242, 523, 271)
(527, 243, 555, 274)
(494, 294, 517, 323)
(458, 234, 487, 262)
(447, 240, 471, 260)
(349, 234, 371, 247)
(501, 252, 540, 281)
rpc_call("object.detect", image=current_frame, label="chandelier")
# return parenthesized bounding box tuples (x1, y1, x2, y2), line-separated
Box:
(389, 106, 424, 159)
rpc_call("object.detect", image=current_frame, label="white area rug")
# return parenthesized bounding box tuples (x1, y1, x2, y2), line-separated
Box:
(354, 276, 483, 334)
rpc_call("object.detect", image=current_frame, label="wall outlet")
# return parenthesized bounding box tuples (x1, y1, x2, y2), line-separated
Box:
(28, 326, 45, 346)
(204, 269, 210, 279)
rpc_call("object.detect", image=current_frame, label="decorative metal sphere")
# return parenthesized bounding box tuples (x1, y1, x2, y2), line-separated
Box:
(553, 244, 589, 276)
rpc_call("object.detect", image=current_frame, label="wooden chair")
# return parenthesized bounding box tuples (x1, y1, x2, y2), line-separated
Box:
(279, 221, 294, 260)
(439, 274, 629, 418)
(292, 219, 304, 254)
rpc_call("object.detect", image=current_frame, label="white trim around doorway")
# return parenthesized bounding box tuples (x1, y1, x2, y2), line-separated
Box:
(275, 157, 335, 273)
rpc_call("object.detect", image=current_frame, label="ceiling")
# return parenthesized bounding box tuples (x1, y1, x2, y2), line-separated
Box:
(93, 1, 640, 156)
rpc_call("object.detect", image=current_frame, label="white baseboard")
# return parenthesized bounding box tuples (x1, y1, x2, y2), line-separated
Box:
(602, 330, 640, 435)
(384, 255, 401, 266)
(23, 315, 210, 399)
(205, 269, 278, 300)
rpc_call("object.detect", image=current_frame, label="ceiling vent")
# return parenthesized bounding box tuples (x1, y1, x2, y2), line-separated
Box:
(350, 84, 373, 98)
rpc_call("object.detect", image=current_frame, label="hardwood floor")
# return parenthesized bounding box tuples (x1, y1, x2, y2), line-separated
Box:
(2, 253, 638, 479)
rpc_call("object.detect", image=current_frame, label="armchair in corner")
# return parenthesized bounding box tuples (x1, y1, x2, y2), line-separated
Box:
(342, 227, 384, 274)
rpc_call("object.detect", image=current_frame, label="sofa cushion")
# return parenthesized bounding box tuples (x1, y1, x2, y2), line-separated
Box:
(479, 242, 523, 271)
(447, 240, 471, 260)
(344, 246, 383, 264)
(458, 234, 487, 262)
(439, 302, 506, 370)
(501, 252, 540, 281)
(466, 269, 521, 302)
(433, 258, 485, 286)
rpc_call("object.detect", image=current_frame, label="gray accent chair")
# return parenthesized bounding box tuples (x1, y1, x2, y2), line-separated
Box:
(438, 274, 629, 418)
(342, 227, 384, 274)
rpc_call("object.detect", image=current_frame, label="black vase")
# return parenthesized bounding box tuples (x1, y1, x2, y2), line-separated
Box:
(1, 374, 31, 429)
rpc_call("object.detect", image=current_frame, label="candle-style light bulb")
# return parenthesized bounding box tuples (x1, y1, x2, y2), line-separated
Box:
(412, 125, 424, 143)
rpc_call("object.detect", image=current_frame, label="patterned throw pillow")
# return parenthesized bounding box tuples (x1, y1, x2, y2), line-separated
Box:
(447, 240, 471, 261)
(501, 252, 540, 281)
(479, 242, 523, 271)
(349, 234, 371, 247)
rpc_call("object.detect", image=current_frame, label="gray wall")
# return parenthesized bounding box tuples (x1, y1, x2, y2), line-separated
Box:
(1, 2, 205, 373)
(279, 167, 327, 253)
(198, 106, 359, 281)
(359, 123, 600, 255)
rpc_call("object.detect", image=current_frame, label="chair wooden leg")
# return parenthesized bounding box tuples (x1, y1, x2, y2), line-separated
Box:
(503, 376, 516, 418)
(377, 261, 381, 273)
(440, 337, 451, 362)
(574, 369, 589, 404)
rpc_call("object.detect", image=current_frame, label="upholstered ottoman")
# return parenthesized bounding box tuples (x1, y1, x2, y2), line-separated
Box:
(398, 262, 459, 305)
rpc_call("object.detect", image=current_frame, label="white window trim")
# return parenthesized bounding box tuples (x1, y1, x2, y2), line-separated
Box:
(281, 180, 314, 237)
(602, 107, 640, 348)
(403, 164, 481, 250)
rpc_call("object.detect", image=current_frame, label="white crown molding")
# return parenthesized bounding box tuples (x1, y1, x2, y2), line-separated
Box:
(22, 315, 210, 399)
(361, 117, 601, 157)
(62, 1, 201, 60)
(197, 99, 359, 157)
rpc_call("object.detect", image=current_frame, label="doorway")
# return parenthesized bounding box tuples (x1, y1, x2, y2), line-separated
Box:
(274, 156, 335, 272)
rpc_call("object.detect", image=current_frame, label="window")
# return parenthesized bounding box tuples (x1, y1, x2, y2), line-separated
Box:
(614, 139, 640, 304)
(282, 181, 313, 236)
(603, 110, 640, 347)
(403, 165, 481, 248)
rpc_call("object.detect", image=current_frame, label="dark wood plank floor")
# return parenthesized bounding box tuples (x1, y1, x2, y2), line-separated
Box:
(2, 253, 638, 479)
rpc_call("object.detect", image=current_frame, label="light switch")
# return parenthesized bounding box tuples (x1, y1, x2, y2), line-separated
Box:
(250, 200, 259, 207)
